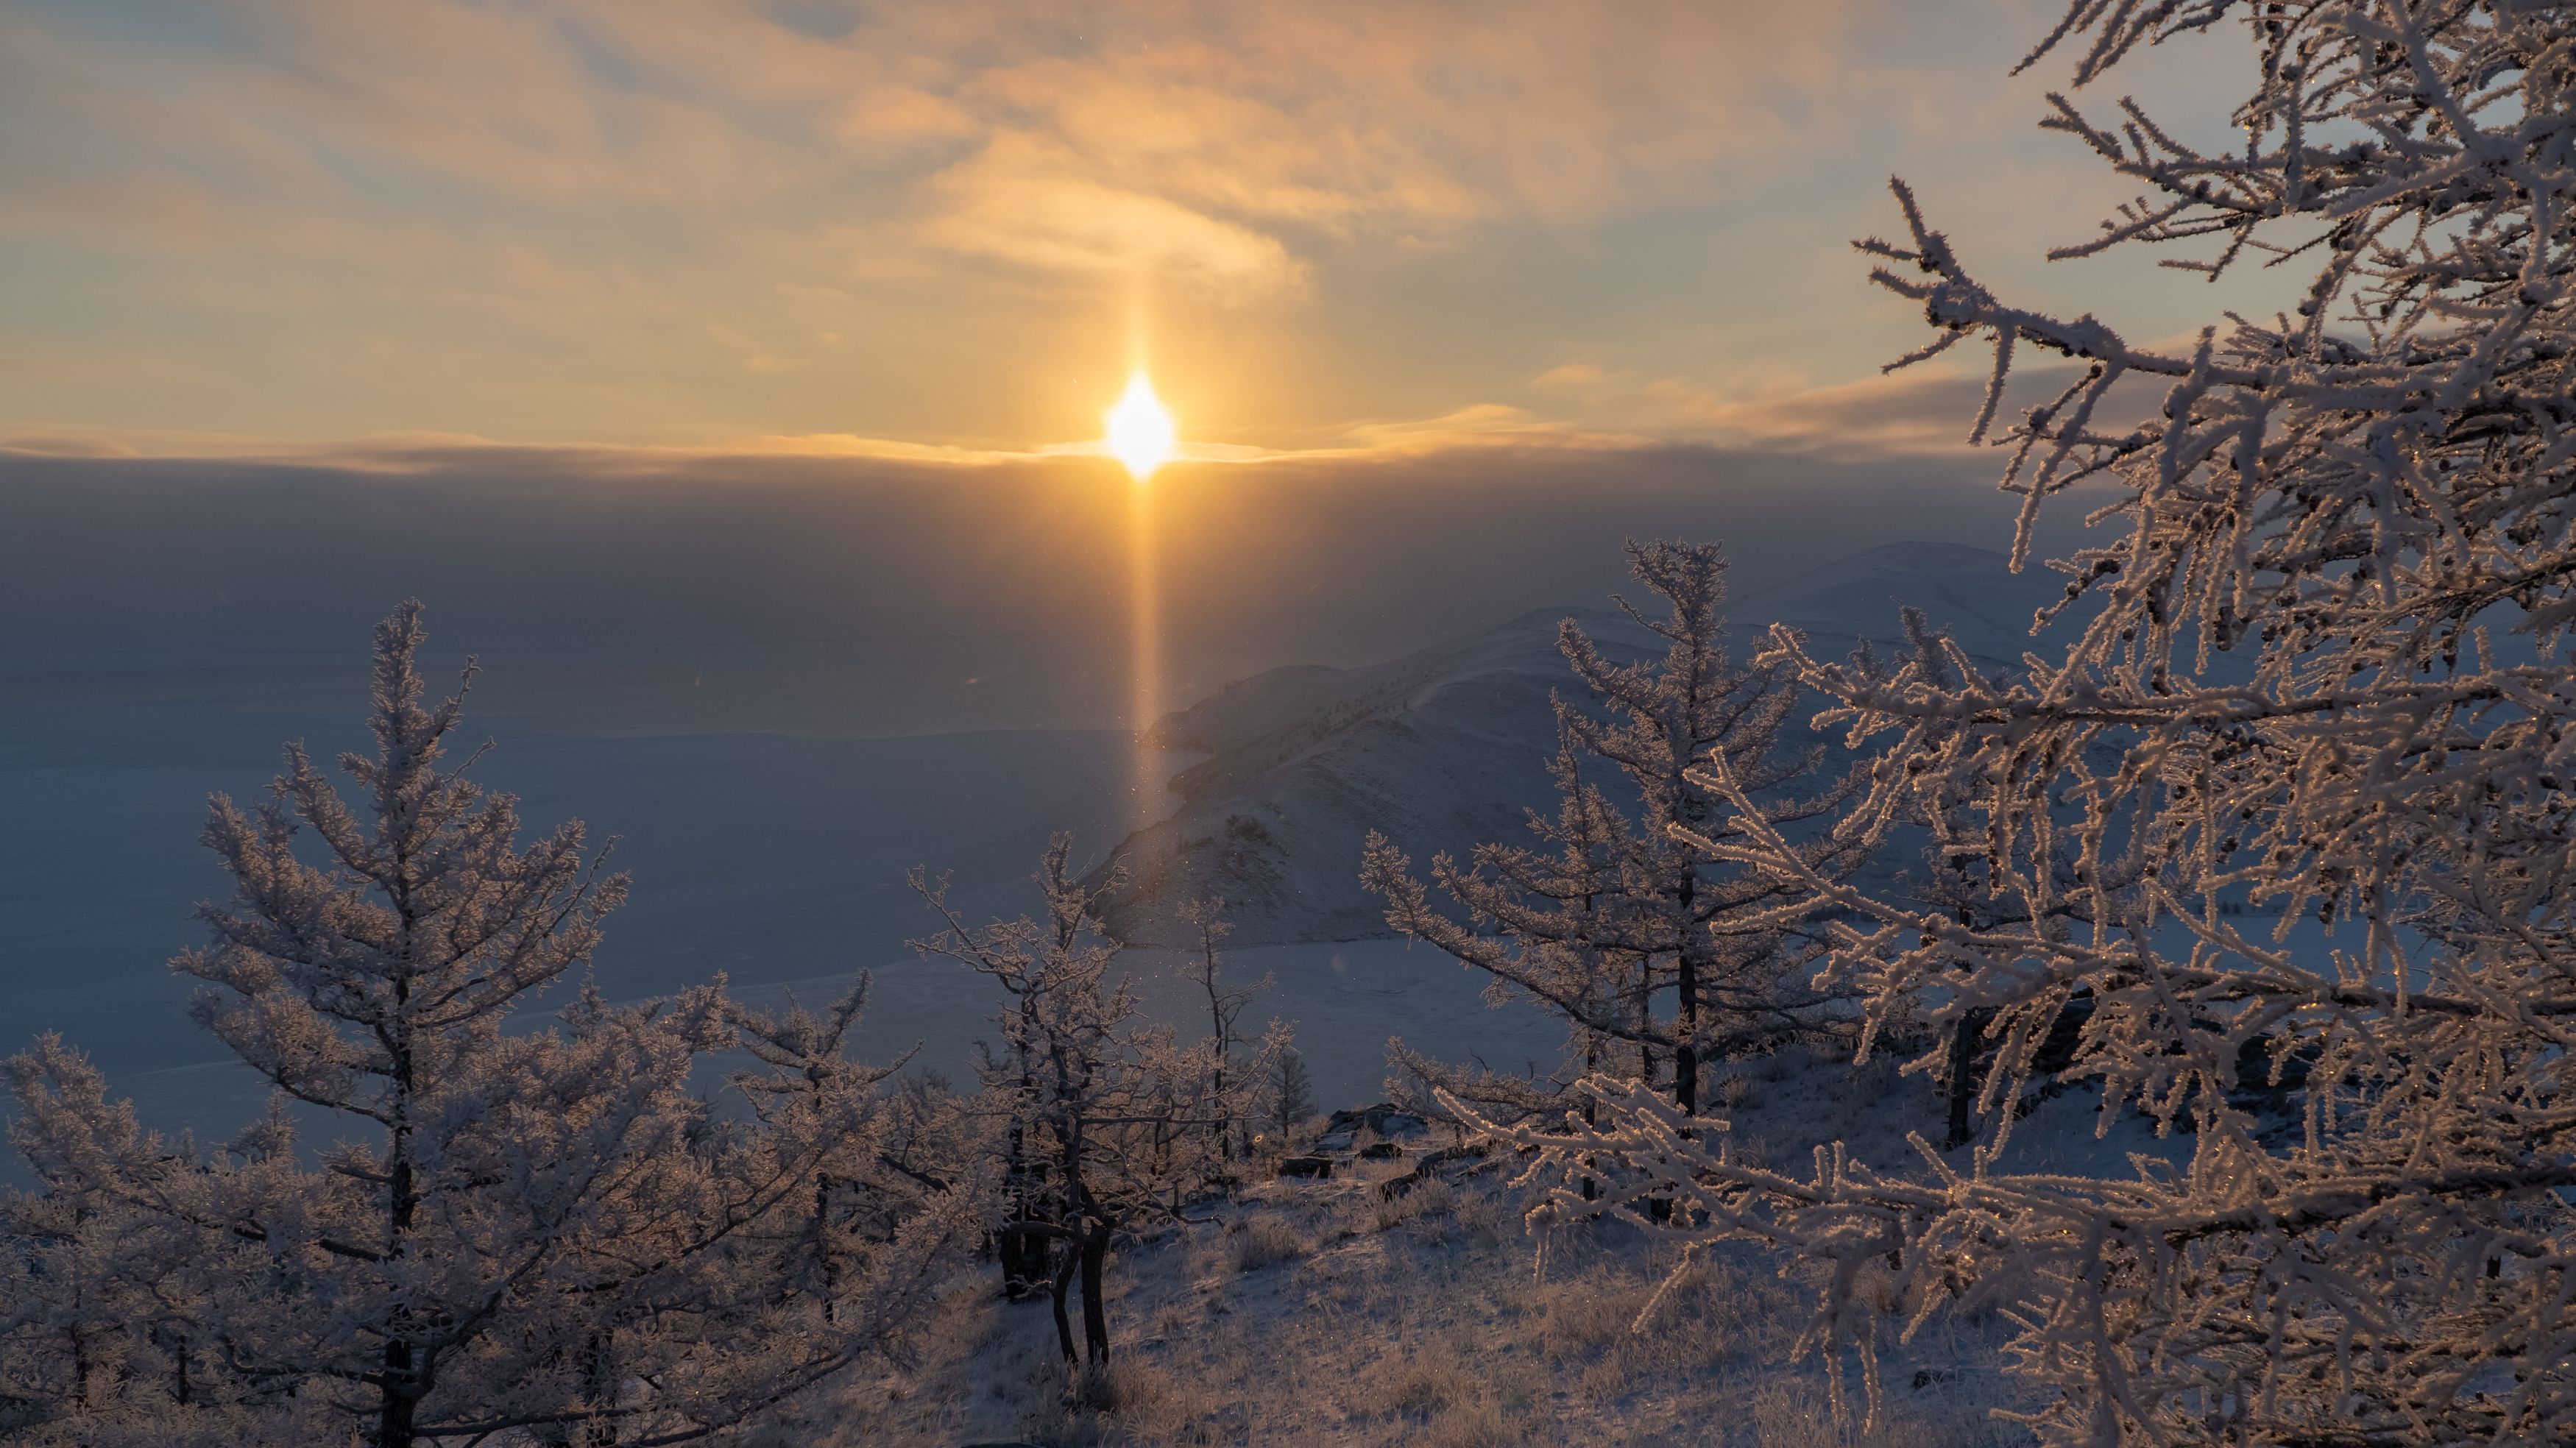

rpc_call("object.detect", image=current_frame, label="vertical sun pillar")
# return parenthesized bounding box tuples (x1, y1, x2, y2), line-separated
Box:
(1105, 373, 1175, 831)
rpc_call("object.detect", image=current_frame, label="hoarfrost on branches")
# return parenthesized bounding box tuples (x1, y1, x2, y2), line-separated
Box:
(1365, 540, 1864, 1123)
(912, 840, 1256, 1375)
(1257, 1023, 1315, 1143)
(1176, 897, 1275, 1161)
(3, 604, 967, 1447)
(1477, 4, 2576, 1445)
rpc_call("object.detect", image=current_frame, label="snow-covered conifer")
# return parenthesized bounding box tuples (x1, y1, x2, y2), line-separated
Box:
(4, 603, 964, 1447)
(1364, 540, 1864, 1119)
(1486, 6, 2576, 1443)
(1, 1042, 315, 1446)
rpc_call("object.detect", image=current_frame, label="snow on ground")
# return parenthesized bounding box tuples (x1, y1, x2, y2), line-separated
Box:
(828, 1050, 2173, 1448)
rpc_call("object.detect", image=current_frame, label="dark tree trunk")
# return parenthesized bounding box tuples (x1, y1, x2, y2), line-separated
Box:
(582, 1332, 618, 1447)
(999, 1115, 1050, 1301)
(1047, 1252, 1080, 1364)
(815, 1176, 841, 1323)
(1674, 949, 1701, 1118)
(1001, 1060, 1052, 1302)
(1581, 1037, 1599, 1203)
(1945, 1009, 1988, 1149)
(379, 1029, 420, 1448)
(376, 1366, 416, 1448)
(1213, 1062, 1231, 1163)
(1207, 971, 1234, 1163)
(1634, 964, 1657, 1090)
(1673, 867, 1707, 1118)
(1078, 1228, 1111, 1366)
(1000, 1221, 1052, 1302)
(71, 1321, 93, 1414)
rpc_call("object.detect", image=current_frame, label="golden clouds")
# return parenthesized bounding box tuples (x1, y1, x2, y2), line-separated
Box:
(14, 1, 1836, 291)
(924, 136, 1309, 295)
(832, 87, 982, 155)
(1530, 363, 1608, 391)
(874, 2, 1839, 294)
(15, 0, 2062, 450)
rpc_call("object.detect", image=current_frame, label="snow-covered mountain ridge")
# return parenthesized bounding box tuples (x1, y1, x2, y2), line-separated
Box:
(1089, 542, 2074, 945)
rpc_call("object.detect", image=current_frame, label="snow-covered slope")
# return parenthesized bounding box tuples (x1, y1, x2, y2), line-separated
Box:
(1733, 539, 2070, 662)
(1087, 542, 2072, 945)
(848, 1039, 2132, 1447)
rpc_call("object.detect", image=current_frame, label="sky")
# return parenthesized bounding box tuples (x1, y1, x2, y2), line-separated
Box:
(0, 0, 2297, 462)
(2, 0, 2287, 1130)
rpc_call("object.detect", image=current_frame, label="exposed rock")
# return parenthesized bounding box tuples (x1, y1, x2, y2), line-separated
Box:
(1319, 1103, 1429, 1151)
(1379, 1144, 1488, 1202)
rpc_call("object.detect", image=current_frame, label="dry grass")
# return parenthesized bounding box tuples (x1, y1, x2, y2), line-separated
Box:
(1749, 1382, 1843, 1448)
(1223, 1215, 1308, 1275)
(1354, 1175, 1454, 1233)
(1747, 1377, 2028, 1448)
(1365, 1349, 1475, 1418)
(1421, 1399, 1532, 1448)
(1093, 1360, 1227, 1445)
(841, 1060, 2046, 1448)
(1539, 1278, 1642, 1364)
(846, 1211, 2025, 1448)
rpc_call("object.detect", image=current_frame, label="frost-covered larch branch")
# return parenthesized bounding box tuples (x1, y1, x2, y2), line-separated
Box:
(1486, 5, 2576, 1444)
(1364, 540, 1867, 1124)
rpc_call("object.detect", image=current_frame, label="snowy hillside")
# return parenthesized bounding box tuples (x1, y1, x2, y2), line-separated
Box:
(842, 1040, 2152, 1447)
(1088, 542, 2072, 945)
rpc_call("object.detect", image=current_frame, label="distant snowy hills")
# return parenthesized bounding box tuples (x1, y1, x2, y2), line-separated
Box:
(1086, 542, 2074, 945)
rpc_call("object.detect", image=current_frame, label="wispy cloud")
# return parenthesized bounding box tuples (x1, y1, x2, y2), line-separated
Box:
(1501, 355, 2170, 463)
(3, 1, 1852, 285)
(4, 0, 2221, 449)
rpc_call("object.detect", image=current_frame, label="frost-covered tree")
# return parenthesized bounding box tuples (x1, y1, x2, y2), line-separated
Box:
(1, 1051, 307, 1447)
(1175, 897, 1274, 1161)
(1364, 539, 1864, 1118)
(1256, 1022, 1314, 1145)
(1844, 608, 2134, 1149)
(912, 839, 1231, 1371)
(1485, 4, 2576, 1444)
(1373, 715, 1643, 1130)
(3, 604, 964, 1447)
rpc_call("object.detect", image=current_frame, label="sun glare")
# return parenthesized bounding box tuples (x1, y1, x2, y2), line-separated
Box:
(1105, 372, 1176, 480)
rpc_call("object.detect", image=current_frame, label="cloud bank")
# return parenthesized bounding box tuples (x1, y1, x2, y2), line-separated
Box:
(1, 433, 2090, 735)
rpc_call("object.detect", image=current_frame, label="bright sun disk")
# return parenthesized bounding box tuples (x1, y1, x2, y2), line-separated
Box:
(1105, 372, 1175, 480)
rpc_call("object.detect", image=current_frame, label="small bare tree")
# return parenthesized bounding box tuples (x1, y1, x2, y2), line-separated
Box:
(1256, 1023, 1314, 1146)
(1175, 898, 1274, 1161)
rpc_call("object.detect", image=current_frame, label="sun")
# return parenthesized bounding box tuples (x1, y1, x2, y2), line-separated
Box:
(1105, 372, 1176, 480)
